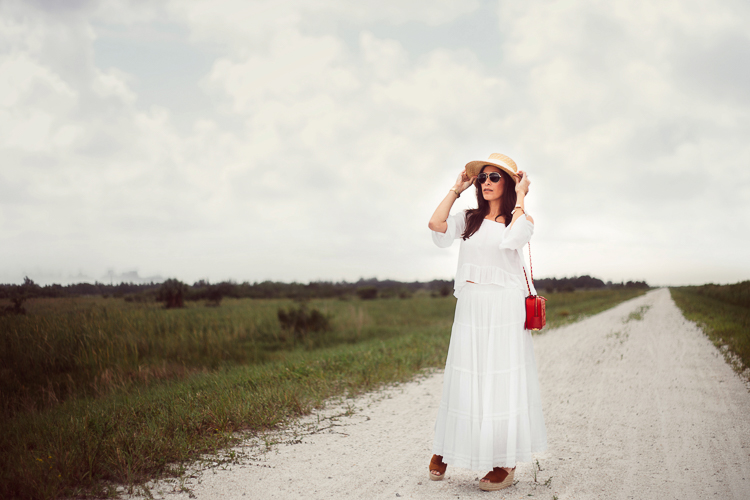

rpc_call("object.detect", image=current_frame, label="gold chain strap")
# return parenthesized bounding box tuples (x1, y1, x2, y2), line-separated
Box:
(522, 242, 534, 296)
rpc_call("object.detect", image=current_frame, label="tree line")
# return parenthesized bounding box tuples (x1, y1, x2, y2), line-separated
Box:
(1, 275, 649, 312)
(0, 277, 455, 310)
(535, 276, 649, 293)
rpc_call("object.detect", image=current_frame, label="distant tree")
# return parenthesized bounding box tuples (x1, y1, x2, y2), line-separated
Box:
(156, 279, 188, 308)
(2, 276, 37, 315)
(356, 286, 378, 300)
(625, 280, 649, 289)
(205, 285, 223, 307)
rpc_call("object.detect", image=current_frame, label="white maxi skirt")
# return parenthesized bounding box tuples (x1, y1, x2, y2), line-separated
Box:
(432, 283, 547, 470)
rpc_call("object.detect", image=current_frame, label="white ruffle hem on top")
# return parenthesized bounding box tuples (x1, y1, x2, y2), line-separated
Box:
(431, 211, 547, 470)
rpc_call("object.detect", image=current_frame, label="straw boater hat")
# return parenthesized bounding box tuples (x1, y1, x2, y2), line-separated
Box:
(465, 153, 519, 180)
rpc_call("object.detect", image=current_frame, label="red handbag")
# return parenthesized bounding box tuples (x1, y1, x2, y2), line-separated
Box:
(522, 243, 547, 330)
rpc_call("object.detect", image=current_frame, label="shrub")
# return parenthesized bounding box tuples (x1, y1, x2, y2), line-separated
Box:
(205, 285, 223, 307)
(156, 279, 188, 309)
(1, 276, 36, 316)
(277, 304, 331, 342)
(356, 287, 378, 300)
(5, 295, 26, 315)
(123, 293, 153, 303)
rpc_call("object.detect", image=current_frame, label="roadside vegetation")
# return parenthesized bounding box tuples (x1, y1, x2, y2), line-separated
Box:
(670, 281, 750, 374)
(0, 285, 647, 499)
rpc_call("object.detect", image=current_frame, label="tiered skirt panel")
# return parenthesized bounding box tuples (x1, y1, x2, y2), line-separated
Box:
(432, 283, 547, 470)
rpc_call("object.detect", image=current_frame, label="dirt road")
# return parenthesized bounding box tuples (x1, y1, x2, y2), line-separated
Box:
(128, 288, 750, 499)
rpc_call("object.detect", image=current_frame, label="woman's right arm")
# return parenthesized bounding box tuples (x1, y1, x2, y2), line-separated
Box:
(428, 169, 476, 233)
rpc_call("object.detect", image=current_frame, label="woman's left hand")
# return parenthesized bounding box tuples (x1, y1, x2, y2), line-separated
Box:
(515, 171, 530, 195)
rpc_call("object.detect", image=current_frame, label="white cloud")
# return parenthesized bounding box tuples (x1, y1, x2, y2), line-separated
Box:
(92, 67, 137, 103)
(169, 0, 481, 49)
(489, 0, 750, 285)
(360, 32, 408, 80)
(0, 0, 748, 286)
(0, 53, 78, 151)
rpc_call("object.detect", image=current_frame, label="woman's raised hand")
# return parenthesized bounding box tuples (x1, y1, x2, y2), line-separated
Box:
(429, 168, 475, 232)
(455, 169, 476, 194)
(515, 170, 530, 195)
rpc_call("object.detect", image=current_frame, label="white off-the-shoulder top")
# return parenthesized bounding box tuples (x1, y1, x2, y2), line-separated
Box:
(432, 210, 537, 298)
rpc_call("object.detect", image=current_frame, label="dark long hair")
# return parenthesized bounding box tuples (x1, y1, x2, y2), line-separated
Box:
(461, 167, 517, 240)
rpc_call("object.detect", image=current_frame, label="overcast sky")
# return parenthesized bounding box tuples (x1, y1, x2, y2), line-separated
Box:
(1, 0, 749, 287)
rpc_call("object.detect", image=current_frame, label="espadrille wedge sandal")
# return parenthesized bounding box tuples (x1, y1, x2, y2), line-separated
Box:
(428, 454, 447, 481)
(478, 467, 515, 491)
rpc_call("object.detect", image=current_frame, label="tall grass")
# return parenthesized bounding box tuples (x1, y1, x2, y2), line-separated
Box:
(673, 281, 750, 309)
(0, 296, 453, 419)
(1, 329, 453, 499)
(0, 288, 646, 499)
(670, 282, 750, 371)
(1, 297, 278, 418)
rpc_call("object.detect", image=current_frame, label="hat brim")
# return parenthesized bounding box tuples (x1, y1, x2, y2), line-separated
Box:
(464, 160, 519, 180)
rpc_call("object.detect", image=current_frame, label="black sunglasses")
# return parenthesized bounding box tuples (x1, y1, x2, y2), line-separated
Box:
(477, 172, 503, 183)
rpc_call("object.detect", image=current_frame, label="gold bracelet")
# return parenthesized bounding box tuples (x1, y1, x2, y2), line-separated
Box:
(450, 188, 461, 198)
(511, 206, 524, 215)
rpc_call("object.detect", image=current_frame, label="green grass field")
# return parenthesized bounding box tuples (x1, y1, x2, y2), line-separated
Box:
(670, 282, 750, 373)
(0, 288, 646, 499)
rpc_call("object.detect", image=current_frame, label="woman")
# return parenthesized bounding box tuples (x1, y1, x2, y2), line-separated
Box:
(427, 153, 547, 491)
